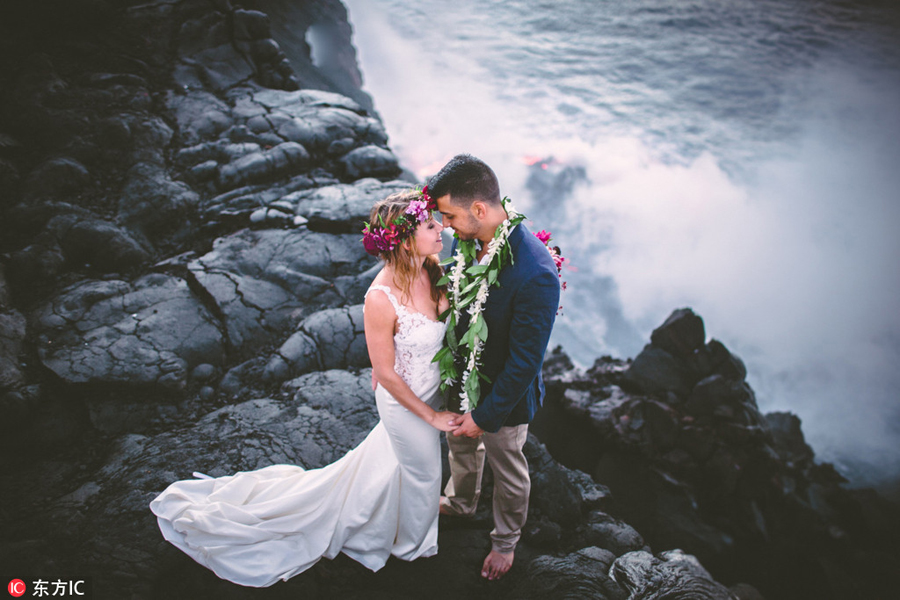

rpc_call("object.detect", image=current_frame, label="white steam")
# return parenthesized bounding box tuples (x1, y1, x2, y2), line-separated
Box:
(345, 1, 900, 483)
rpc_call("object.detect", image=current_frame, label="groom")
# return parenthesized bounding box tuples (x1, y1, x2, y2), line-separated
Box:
(428, 154, 560, 580)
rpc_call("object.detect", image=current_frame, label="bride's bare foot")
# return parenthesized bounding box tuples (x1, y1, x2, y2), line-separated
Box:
(481, 549, 514, 580)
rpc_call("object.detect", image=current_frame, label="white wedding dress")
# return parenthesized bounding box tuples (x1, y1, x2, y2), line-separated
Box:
(150, 285, 447, 587)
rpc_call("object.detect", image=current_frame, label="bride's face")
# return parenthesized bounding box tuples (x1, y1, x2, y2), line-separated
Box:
(413, 216, 443, 256)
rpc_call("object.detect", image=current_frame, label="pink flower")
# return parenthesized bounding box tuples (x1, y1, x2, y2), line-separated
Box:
(406, 199, 431, 222)
(534, 229, 552, 245)
(362, 234, 381, 256)
(362, 226, 385, 256)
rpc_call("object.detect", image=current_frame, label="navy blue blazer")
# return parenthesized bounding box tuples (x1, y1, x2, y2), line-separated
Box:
(451, 223, 560, 433)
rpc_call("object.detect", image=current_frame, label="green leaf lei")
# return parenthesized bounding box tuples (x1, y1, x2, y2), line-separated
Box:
(433, 197, 526, 412)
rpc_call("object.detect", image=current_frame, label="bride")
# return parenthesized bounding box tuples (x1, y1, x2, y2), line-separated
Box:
(150, 189, 459, 587)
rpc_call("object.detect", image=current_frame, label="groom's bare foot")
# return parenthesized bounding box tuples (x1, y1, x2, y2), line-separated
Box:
(481, 549, 514, 580)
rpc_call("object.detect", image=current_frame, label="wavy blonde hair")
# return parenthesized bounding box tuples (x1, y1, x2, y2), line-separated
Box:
(370, 190, 445, 305)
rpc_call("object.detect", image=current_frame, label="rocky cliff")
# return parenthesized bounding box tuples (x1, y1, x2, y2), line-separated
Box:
(0, 1, 896, 599)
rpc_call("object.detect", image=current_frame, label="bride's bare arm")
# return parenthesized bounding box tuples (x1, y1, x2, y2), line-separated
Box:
(364, 290, 457, 432)
(438, 289, 450, 318)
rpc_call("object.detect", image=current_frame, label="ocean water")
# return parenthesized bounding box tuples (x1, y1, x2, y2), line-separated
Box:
(342, 0, 900, 485)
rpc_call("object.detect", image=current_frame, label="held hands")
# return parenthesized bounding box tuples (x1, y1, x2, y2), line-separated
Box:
(449, 412, 484, 438)
(430, 410, 463, 433)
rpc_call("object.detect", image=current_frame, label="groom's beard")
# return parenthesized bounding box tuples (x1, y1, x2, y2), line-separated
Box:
(452, 214, 481, 241)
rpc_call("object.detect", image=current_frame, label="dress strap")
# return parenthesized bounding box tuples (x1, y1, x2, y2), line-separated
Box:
(365, 284, 405, 316)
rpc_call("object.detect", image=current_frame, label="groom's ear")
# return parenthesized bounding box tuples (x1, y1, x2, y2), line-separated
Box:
(470, 200, 487, 220)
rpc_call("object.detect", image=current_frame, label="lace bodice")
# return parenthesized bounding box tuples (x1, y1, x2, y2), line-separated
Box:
(365, 285, 447, 393)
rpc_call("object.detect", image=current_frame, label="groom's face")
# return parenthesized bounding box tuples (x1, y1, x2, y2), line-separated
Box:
(436, 194, 481, 241)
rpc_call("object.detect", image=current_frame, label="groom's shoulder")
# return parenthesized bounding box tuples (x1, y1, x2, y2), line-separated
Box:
(512, 225, 557, 275)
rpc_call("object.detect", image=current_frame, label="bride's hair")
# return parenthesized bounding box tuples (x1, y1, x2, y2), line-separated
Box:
(369, 191, 445, 305)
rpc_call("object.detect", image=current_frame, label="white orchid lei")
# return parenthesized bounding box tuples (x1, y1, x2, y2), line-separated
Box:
(432, 197, 526, 412)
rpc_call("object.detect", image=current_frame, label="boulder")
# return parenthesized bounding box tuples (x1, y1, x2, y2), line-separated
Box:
(216, 141, 310, 190)
(251, 88, 389, 151)
(281, 369, 380, 452)
(5, 236, 67, 291)
(32, 275, 225, 391)
(650, 308, 706, 360)
(187, 228, 372, 355)
(625, 344, 691, 397)
(175, 140, 261, 168)
(4, 206, 150, 291)
(264, 304, 368, 382)
(581, 511, 648, 557)
(199, 174, 317, 224)
(176, 11, 255, 92)
(22, 157, 90, 199)
(167, 91, 234, 147)
(685, 375, 760, 425)
(339, 145, 401, 180)
(126, 115, 176, 167)
(526, 435, 610, 528)
(706, 339, 747, 381)
(764, 412, 815, 466)
(288, 178, 411, 233)
(119, 163, 200, 238)
(624, 310, 750, 399)
(233, 9, 270, 41)
(511, 546, 627, 600)
(611, 549, 737, 599)
(54, 215, 151, 272)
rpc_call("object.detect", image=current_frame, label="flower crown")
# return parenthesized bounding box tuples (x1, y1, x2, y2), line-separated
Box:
(362, 187, 437, 256)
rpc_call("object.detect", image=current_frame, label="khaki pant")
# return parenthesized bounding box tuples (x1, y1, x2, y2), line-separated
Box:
(440, 424, 530, 553)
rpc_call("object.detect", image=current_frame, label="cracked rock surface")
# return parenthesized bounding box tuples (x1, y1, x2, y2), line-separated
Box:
(265, 303, 368, 383)
(610, 549, 736, 600)
(187, 228, 370, 354)
(33, 274, 225, 389)
(289, 177, 411, 232)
